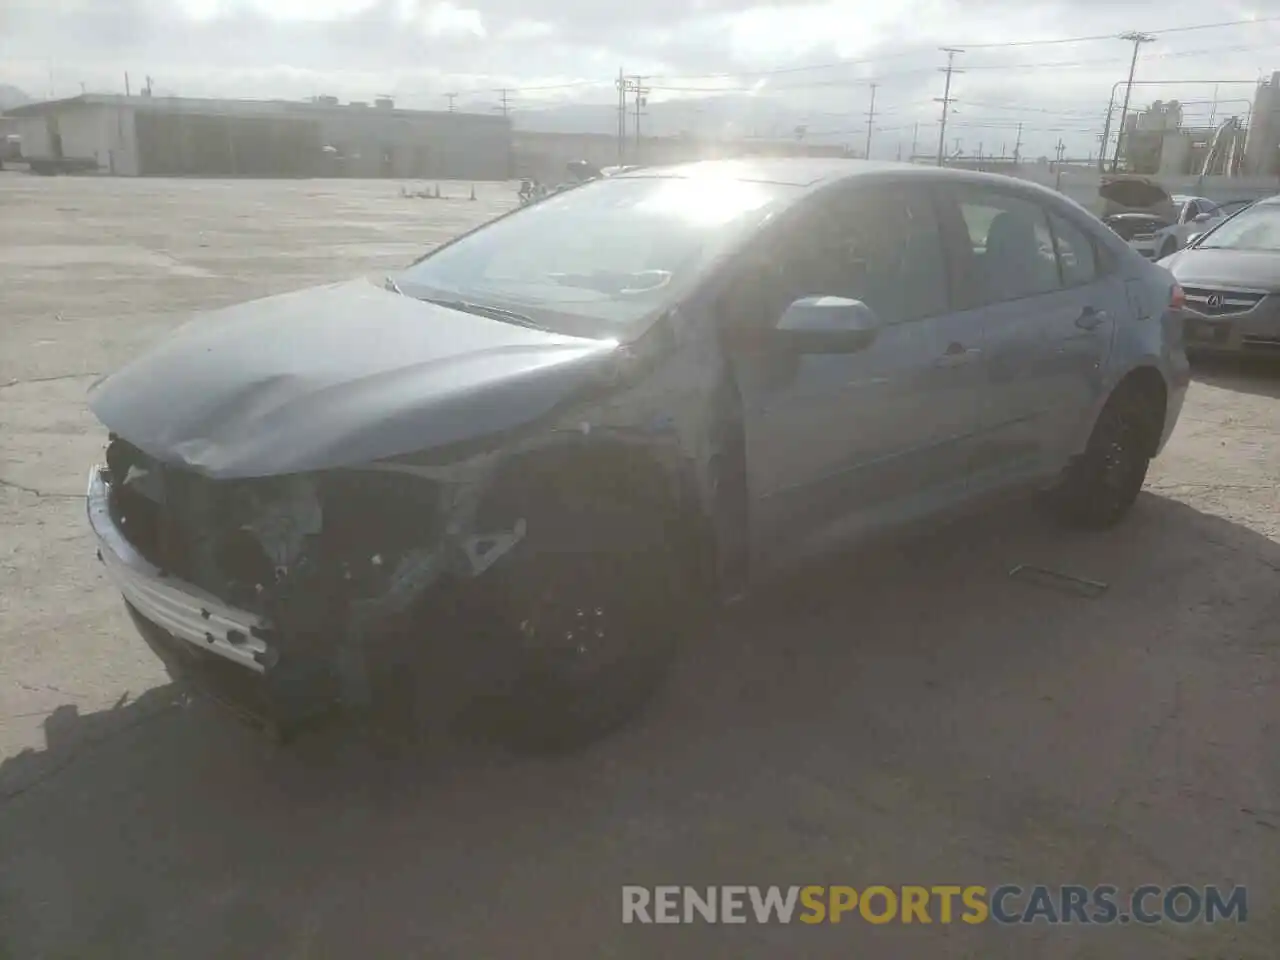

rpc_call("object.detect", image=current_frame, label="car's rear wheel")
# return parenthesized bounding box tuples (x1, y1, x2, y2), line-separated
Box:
(1048, 381, 1163, 529)
(466, 477, 702, 753)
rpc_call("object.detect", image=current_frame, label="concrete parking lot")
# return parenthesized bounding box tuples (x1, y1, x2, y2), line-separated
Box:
(1, 173, 1277, 959)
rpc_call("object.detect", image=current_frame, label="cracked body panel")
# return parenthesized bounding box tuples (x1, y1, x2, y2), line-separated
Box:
(87, 285, 737, 729)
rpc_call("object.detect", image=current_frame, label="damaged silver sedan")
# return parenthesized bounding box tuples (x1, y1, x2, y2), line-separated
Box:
(87, 159, 1189, 750)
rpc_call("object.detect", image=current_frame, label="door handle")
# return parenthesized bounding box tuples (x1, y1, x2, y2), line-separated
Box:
(1075, 306, 1106, 331)
(935, 344, 981, 367)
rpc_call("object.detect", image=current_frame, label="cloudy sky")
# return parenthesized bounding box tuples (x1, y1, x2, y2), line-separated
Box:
(2, 0, 1279, 159)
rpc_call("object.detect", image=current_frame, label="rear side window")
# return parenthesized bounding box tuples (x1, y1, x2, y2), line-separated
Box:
(1048, 213, 1098, 288)
(954, 192, 1060, 303)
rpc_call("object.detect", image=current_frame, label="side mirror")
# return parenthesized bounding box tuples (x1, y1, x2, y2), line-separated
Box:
(1192, 212, 1213, 224)
(775, 296, 882, 353)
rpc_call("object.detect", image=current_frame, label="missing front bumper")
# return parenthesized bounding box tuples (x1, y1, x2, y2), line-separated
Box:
(88, 465, 274, 673)
(88, 459, 528, 730)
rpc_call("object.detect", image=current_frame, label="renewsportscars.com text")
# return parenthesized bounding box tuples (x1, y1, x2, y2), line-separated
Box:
(621, 885, 1248, 925)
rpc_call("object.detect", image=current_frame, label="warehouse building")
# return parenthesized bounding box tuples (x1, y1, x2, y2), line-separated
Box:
(512, 129, 849, 183)
(5, 93, 512, 179)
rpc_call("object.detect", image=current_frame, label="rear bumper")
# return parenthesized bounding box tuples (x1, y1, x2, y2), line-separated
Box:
(1126, 238, 1158, 259)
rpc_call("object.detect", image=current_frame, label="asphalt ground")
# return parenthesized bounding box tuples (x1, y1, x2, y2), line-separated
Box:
(1, 173, 1277, 959)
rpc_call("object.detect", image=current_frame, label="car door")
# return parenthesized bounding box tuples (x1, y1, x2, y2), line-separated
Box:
(1041, 209, 1124, 462)
(721, 181, 983, 571)
(932, 186, 1116, 489)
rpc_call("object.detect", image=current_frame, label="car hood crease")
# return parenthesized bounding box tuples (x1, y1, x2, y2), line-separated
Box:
(88, 279, 620, 478)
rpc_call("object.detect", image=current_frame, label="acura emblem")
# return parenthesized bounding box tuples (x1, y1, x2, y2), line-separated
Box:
(1206, 293, 1223, 308)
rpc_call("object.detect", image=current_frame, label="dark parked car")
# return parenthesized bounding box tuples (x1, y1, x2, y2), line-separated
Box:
(87, 160, 1190, 750)
(1159, 195, 1280, 355)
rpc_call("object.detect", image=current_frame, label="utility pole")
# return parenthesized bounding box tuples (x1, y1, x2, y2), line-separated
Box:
(1054, 137, 1066, 190)
(495, 88, 511, 118)
(910, 121, 919, 162)
(1111, 31, 1156, 173)
(624, 75, 649, 159)
(445, 92, 457, 112)
(616, 68, 627, 162)
(864, 82, 878, 160)
(124, 72, 131, 97)
(935, 48, 963, 167)
(1013, 122, 1023, 165)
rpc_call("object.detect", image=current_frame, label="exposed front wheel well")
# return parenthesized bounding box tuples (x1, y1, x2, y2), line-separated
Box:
(476, 439, 715, 583)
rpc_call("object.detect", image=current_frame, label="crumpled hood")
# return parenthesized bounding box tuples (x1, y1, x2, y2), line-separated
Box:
(1162, 248, 1280, 292)
(89, 279, 621, 478)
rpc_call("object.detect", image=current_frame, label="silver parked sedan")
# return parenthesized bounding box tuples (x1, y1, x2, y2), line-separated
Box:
(85, 159, 1190, 751)
(1159, 195, 1280, 355)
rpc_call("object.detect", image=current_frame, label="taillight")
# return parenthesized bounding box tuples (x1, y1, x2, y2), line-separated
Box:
(1169, 284, 1186, 310)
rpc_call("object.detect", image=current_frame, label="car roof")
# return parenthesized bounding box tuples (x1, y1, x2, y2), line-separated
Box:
(609, 157, 1061, 194)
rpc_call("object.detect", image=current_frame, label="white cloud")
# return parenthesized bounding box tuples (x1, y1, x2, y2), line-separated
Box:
(421, 2, 486, 38)
(2, 0, 1279, 159)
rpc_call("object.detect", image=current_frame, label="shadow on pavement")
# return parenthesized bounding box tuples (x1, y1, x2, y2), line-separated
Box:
(2, 495, 1278, 959)
(1191, 354, 1280, 399)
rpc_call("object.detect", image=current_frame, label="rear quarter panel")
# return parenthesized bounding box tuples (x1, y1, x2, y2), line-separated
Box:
(1083, 259, 1189, 457)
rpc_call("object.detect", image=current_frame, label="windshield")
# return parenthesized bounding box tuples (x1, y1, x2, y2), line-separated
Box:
(394, 174, 790, 339)
(1195, 204, 1280, 251)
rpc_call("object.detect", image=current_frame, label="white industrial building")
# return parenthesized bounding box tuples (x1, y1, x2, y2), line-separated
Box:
(5, 93, 513, 179)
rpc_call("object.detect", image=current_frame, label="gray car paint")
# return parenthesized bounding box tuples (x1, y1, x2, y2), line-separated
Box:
(89, 160, 1189, 594)
(87, 279, 622, 478)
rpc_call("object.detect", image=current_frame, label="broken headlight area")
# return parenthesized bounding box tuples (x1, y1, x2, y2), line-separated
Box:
(106, 437, 449, 619)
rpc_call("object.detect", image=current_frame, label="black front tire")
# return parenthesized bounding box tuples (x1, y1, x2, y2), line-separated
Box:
(466, 485, 701, 754)
(1048, 384, 1161, 529)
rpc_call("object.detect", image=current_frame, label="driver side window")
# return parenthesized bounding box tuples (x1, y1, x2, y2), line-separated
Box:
(720, 186, 949, 328)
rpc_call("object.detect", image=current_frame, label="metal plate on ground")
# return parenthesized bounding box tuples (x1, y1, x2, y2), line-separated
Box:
(1009, 564, 1108, 598)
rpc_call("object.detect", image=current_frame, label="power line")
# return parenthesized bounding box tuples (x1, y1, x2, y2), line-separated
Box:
(963, 14, 1280, 49)
(963, 40, 1280, 73)
(633, 40, 1280, 99)
(642, 15, 1280, 82)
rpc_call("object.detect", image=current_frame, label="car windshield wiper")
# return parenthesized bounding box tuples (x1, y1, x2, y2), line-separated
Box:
(419, 296, 548, 331)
